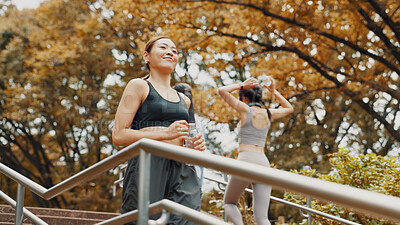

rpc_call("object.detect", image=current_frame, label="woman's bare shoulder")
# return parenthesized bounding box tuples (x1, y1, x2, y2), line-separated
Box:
(127, 78, 148, 86)
(121, 79, 150, 103)
(125, 78, 149, 91)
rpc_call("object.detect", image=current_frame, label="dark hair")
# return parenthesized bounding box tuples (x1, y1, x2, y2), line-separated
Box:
(239, 86, 271, 120)
(239, 86, 263, 103)
(144, 36, 170, 71)
(172, 83, 192, 99)
(173, 83, 195, 123)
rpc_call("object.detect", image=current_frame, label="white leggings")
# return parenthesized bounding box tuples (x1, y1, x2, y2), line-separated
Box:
(223, 151, 272, 225)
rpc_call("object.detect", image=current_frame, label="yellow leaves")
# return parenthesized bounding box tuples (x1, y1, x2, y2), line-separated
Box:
(327, 148, 400, 195)
(201, 189, 225, 218)
(192, 88, 239, 123)
(0, 7, 35, 34)
(75, 16, 103, 39)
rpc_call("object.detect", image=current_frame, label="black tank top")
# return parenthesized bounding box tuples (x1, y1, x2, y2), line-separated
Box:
(130, 80, 189, 129)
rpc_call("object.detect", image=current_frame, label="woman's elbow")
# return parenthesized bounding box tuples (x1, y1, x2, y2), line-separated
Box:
(217, 87, 224, 96)
(218, 88, 229, 99)
(288, 106, 294, 114)
(112, 136, 120, 146)
(112, 131, 123, 146)
(282, 105, 294, 116)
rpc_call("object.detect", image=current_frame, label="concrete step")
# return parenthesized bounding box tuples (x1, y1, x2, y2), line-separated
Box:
(0, 222, 37, 225)
(0, 212, 33, 224)
(0, 213, 15, 223)
(25, 215, 105, 225)
(0, 204, 120, 225)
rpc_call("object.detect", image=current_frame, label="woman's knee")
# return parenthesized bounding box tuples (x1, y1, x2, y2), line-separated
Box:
(224, 203, 237, 212)
(223, 194, 238, 205)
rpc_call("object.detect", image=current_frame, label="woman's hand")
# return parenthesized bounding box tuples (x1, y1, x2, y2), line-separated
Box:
(166, 120, 189, 140)
(262, 76, 276, 93)
(242, 78, 259, 90)
(186, 134, 206, 151)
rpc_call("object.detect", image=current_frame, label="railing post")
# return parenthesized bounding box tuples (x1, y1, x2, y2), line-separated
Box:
(15, 183, 25, 225)
(223, 173, 228, 222)
(306, 196, 312, 225)
(138, 149, 151, 225)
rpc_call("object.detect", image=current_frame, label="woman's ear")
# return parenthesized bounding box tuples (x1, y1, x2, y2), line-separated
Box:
(242, 97, 250, 104)
(143, 51, 149, 63)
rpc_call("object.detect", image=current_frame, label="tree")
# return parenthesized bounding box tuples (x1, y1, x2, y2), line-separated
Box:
(0, 0, 127, 210)
(134, 0, 400, 168)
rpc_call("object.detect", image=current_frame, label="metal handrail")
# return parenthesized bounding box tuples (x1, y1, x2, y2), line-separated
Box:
(136, 139, 400, 222)
(112, 168, 361, 225)
(203, 175, 361, 225)
(96, 199, 230, 225)
(0, 190, 47, 225)
(0, 141, 139, 200)
(1, 138, 400, 224)
(0, 138, 229, 224)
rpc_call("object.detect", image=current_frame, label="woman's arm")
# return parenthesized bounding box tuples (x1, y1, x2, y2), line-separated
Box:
(268, 90, 294, 120)
(217, 78, 258, 113)
(262, 79, 294, 121)
(112, 79, 189, 147)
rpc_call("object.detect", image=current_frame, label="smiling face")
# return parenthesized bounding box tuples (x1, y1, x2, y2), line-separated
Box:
(143, 38, 178, 73)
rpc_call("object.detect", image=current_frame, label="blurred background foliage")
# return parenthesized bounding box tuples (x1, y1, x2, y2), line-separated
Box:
(284, 149, 400, 224)
(0, 0, 399, 223)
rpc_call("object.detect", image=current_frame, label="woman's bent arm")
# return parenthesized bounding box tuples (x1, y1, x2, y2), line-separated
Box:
(112, 79, 188, 147)
(217, 78, 259, 113)
(268, 89, 294, 121)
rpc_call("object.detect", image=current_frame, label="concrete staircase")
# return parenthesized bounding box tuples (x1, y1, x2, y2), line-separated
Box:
(0, 204, 119, 225)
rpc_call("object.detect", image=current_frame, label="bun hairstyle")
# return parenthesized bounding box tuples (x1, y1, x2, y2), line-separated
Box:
(239, 86, 272, 120)
(239, 86, 263, 104)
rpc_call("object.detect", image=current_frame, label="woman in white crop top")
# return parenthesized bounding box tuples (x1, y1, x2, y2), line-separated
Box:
(217, 77, 294, 225)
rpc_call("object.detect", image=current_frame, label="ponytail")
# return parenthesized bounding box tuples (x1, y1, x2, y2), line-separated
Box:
(260, 99, 272, 121)
(240, 86, 271, 121)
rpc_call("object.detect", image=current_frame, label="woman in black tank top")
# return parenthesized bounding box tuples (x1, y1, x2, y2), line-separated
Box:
(112, 36, 205, 225)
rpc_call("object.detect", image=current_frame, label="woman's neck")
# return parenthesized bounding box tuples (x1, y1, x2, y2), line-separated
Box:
(148, 71, 171, 88)
(248, 102, 263, 108)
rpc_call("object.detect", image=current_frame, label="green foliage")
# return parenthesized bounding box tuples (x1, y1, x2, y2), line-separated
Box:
(284, 149, 400, 224)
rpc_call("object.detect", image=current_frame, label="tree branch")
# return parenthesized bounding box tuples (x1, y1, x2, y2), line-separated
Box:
(352, 98, 400, 141)
(184, 0, 400, 75)
(354, 3, 400, 62)
(366, 0, 400, 42)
